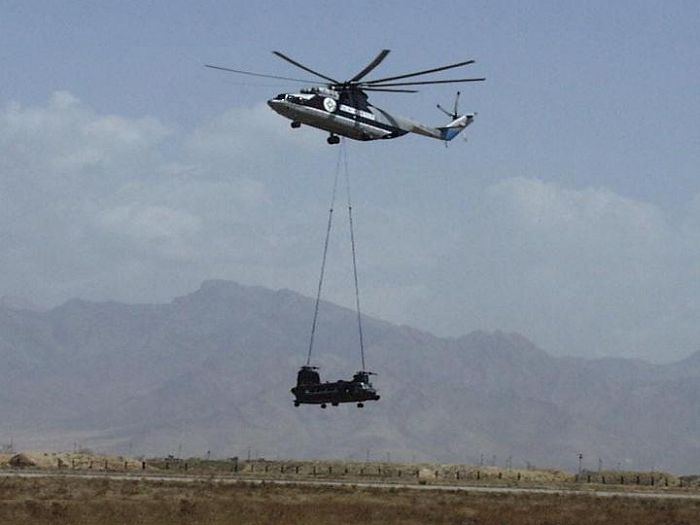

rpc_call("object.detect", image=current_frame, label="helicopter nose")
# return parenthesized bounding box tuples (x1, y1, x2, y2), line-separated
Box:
(267, 99, 282, 113)
(268, 98, 288, 111)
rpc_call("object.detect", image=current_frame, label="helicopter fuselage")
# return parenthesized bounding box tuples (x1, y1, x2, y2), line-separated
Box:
(291, 367, 380, 408)
(268, 89, 409, 141)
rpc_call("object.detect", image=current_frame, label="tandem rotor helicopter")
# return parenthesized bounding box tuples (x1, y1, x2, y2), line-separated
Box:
(206, 49, 485, 144)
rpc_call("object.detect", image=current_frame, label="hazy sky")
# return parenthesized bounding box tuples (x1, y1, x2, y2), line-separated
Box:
(1, 1, 699, 362)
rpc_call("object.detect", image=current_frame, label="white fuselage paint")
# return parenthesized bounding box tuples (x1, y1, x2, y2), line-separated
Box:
(268, 96, 394, 141)
(267, 91, 474, 142)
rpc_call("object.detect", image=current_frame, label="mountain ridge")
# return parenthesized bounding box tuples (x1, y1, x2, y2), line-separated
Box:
(2, 279, 699, 473)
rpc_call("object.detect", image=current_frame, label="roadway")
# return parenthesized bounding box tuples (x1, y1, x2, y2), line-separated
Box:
(2, 470, 700, 501)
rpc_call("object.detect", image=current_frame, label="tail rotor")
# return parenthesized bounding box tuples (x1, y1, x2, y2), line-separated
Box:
(437, 91, 476, 147)
(437, 91, 461, 120)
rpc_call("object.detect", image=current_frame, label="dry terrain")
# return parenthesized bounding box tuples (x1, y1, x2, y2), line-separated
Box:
(1, 474, 700, 525)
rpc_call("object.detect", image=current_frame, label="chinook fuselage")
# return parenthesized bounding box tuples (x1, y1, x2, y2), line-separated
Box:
(291, 366, 380, 408)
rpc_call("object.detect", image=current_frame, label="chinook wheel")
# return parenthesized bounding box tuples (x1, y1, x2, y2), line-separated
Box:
(327, 134, 340, 145)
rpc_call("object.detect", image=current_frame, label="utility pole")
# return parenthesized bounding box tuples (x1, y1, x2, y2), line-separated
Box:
(1, 437, 14, 454)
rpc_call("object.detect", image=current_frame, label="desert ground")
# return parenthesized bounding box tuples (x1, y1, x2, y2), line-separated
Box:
(1, 474, 700, 525)
(2, 453, 700, 524)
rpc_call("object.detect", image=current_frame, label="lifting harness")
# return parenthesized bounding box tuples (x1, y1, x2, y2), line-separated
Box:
(292, 140, 379, 408)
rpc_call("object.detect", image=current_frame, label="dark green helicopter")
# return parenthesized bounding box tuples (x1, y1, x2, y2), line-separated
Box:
(292, 366, 380, 409)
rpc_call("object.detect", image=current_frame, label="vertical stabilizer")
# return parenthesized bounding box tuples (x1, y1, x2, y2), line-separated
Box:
(438, 114, 475, 141)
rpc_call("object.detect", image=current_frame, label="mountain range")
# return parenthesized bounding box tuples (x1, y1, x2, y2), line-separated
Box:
(2, 279, 700, 473)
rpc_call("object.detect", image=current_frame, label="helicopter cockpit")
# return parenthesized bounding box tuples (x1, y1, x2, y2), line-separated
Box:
(300, 86, 339, 98)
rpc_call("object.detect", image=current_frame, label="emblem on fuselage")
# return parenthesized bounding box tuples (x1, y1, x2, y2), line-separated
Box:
(323, 97, 337, 113)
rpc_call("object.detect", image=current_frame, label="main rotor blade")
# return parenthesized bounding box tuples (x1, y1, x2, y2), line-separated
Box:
(362, 87, 418, 93)
(363, 59, 476, 85)
(366, 77, 485, 87)
(205, 64, 320, 84)
(272, 51, 340, 84)
(349, 49, 391, 82)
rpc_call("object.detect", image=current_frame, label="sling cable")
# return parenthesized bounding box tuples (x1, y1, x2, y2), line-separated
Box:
(291, 140, 380, 408)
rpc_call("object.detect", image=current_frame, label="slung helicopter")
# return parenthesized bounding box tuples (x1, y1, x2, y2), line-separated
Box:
(206, 50, 485, 144)
(291, 366, 380, 408)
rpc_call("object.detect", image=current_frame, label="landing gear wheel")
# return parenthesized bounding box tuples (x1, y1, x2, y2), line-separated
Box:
(294, 401, 300, 407)
(321, 403, 327, 409)
(332, 402, 339, 407)
(357, 402, 364, 408)
(327, 134, 340, 145)
(291, 121, 301, 128)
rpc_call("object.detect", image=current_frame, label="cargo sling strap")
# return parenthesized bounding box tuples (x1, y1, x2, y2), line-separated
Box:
(306, 140, 366, 370)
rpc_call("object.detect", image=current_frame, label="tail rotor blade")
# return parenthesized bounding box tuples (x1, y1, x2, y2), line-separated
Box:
(436, 104, 453, 118)
(453, 91, 461, 116)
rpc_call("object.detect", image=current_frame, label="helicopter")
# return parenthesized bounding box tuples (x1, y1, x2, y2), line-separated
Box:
(206, 50, 485, 144)
(291, 366, 380, 408)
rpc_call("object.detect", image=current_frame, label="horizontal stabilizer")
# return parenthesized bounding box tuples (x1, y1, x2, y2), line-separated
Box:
(438, 114, 475, 141)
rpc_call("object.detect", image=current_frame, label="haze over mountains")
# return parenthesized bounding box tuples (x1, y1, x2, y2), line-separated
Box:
(2, 280, 700, 473)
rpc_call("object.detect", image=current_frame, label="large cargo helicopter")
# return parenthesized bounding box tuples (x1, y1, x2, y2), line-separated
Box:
(291, 366, 380, 408)
(206, 50, 485, 144)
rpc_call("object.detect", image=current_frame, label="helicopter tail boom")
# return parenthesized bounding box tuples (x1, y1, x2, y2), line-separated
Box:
(437, 114, 474, 141)
(401, 113, 474, 141)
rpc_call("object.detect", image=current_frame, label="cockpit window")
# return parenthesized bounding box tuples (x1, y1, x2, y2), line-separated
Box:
(274, 93, 286, 100)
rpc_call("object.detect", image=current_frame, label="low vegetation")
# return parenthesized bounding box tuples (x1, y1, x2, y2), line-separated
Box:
(1, 476, 700, 524)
